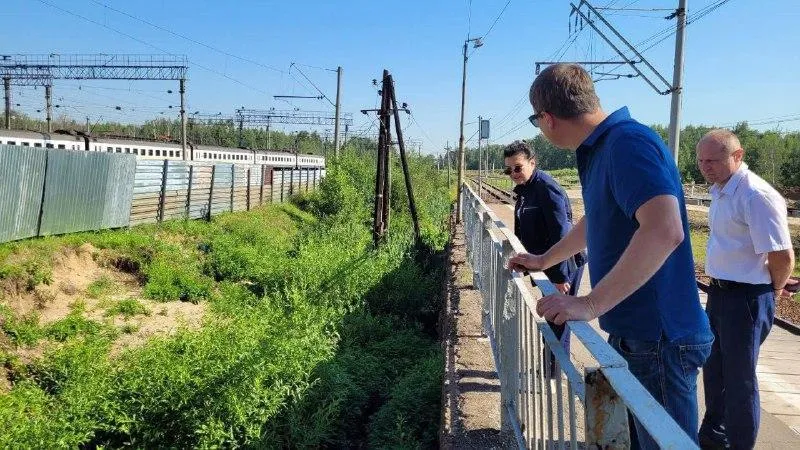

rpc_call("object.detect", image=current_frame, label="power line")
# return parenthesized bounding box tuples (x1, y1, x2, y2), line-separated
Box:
(409, 113, 437, 147)
(468, 0, 513, 57)
(595, 0, 734, 78)
(482, 0, 512, 42)
(289, 63, 335, 107)
(88, 0, 284, 74)
(35, 0, 272, 96)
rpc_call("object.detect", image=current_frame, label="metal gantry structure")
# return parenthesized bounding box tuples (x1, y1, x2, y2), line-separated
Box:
(234, 108, 353, 150)
(535, 1, 688, 161)
(0, 54, 190, 158)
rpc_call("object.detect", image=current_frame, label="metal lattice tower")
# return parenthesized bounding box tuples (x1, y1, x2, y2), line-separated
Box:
(1, 54, 189, 158)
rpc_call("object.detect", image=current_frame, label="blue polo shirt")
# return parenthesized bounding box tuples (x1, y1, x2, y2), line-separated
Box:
(577, 107, 709, 341)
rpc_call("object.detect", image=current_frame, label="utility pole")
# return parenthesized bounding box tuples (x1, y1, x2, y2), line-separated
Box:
(477, 115, 483, 200)
(446, 141, 452, 189)
(45, 84, 52, 133)
(180, 78, 187, 160)
(3, 77, 10, 130)
(333, 66, 342, 159)
(667, 0, 688, 162)
(457, 42, 468, 223)
(457, 38, 483, 223)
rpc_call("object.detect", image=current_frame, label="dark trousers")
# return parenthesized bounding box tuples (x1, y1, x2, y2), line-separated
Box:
(700, 282, 775, 450)
(535, 264, 585, 373)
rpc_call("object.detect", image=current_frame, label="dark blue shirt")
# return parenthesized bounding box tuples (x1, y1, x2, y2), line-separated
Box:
(577, 107, 709, 340)
(513, 170, 584, 284)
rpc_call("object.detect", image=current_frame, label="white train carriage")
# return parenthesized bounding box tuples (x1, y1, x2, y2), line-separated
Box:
(191, 145, 254, 164)
(87, 136, 186, 160)
(0, 129, 85, 150)
(0, 130, 325, 169)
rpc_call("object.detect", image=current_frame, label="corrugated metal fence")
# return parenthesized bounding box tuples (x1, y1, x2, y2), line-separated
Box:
(0, 145, 324, 243)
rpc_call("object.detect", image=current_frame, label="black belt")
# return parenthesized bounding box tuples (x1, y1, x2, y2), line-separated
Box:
(709, 278, 767, 291)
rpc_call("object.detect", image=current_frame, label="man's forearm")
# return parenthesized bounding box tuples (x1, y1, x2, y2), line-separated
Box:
(542, 217, 587, 269)
(584, 224, 682, 315)
(768, 249, 795, 291)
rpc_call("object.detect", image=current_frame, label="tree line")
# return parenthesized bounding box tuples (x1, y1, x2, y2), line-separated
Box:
(446, 122, 800, 189)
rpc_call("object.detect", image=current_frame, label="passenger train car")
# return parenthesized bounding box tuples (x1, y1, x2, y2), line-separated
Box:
(0, 129, 325, 169)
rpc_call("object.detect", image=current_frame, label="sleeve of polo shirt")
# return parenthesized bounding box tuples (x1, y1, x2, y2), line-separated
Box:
(746, 190, 792, 254)
(609, 133, 676, 219)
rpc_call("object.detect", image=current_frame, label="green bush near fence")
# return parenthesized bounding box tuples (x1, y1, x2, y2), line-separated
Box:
(0, 149, 449, 448)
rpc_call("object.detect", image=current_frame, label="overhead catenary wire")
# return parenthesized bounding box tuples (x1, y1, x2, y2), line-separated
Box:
(88, 0, 285, 74)
(35, 0, 273, 96)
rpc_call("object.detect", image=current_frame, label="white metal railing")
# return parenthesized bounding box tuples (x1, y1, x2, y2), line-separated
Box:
(461, 183, 698, 449)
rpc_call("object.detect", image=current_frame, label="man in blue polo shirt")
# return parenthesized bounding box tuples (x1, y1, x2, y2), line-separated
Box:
(508, 63, 711, 448)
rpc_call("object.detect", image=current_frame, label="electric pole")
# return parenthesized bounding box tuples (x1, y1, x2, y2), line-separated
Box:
(333, 66, 342, 158)
(45, 84, 52, 133)
(446, 141, 452, 189)
(456, 37, 483, 223)
(668, 0, 688, 162)
(477, 115, 483, 200)
(543, 1, 688, 162)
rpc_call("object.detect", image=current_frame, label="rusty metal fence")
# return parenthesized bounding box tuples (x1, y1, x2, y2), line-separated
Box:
(0, 145, 324, 243)
(461, 183, 698, 449)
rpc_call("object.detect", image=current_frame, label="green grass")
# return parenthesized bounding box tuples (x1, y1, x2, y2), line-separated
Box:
(105, 298, 150, 319)
(0, 151, 449, 448)
(86, 276, 117, 299)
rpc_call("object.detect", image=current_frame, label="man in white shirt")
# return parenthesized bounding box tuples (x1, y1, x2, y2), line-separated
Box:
(696, 129, 795, 450)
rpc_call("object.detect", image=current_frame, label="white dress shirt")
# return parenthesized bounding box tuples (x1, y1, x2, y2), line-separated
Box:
(706, 163, 792, 285)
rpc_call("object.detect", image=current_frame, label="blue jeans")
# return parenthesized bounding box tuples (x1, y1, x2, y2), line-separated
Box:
(701, 284, 774, 450)
(609, 330, 714, 449)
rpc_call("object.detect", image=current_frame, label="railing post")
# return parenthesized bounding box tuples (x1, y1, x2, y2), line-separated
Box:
(498, 238, 519, 434)
(482, 213, 495, 335)
(584, 368, 631, 448)
(474, 205, 485, 290)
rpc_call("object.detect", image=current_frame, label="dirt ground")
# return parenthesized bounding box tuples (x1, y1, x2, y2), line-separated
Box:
(0, 243, 205, 368)
(440, 217, 514, 449)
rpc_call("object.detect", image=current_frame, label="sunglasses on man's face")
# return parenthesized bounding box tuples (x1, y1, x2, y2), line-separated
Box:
(529, 111, 544, 128)
(504, 165, 525, 175)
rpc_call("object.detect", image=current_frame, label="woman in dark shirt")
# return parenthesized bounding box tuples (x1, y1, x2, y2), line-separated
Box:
(503, 140, 585, 367)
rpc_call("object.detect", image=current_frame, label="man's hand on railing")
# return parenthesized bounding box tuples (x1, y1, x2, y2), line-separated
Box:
(508, 252, 546, 272)
(536, 294, 598, 325)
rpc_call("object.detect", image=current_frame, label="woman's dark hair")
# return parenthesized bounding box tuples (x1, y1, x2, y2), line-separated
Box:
(503, 140, 536, 160)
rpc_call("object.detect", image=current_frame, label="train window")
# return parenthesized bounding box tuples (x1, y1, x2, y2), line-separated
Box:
(45, 143, 54, 148)
(148, 149, 153, 156)
(34, 143, 42, 147)
(156, 150, 161, 156)
(22, 142, 30, 146)
(202, 152, 207, 158)
(176, 151, 181, 158)
(7, 141, 15, 145)
(168, 150, 173, 157)
(57, 144, 66, 149)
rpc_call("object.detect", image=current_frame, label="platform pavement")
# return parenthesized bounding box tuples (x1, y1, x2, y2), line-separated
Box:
(486, 201, 800, 449)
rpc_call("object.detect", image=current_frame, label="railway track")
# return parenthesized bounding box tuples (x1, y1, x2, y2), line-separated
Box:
(469, 177, 515, 204)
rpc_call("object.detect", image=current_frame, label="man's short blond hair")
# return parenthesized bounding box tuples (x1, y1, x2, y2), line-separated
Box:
(698, 129, 743, 155)
(529, 63, 601, 119)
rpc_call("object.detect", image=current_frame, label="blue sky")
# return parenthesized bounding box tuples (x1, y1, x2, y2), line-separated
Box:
(3, 0, 799, 154)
